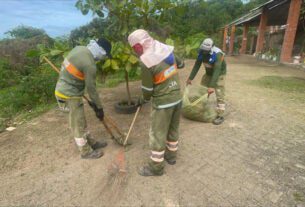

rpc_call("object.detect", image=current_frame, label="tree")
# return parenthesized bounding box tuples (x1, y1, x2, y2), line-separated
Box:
(75, 0, 175, 106)
(5, 25, 47, 39)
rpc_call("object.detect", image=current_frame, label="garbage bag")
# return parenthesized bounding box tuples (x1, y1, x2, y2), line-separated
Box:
(182, 85, 217, 122)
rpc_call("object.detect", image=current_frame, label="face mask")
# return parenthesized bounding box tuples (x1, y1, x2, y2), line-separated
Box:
(87, 40, 107, 61)
(132, 43, 144, 56)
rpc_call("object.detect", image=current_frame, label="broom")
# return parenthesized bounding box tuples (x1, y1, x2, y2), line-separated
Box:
(108, 106, 141, 175)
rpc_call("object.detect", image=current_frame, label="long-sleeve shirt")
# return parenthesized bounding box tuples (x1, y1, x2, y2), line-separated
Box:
(141, 54, 183, 109)
(55, 46, 102, 108)
(188, 47, 227, 88)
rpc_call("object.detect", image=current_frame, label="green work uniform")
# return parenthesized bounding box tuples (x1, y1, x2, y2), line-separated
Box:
(55, 46, 102, 156)
(188, 47, 227, 116)
(141, 55, 183, 174)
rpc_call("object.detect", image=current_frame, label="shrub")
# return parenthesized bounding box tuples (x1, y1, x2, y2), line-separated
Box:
(0, 65, 57, 121)
(0, 58, 20, 89)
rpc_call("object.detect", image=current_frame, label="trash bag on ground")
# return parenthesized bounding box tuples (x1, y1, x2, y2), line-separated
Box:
(182, 85, 217, 122)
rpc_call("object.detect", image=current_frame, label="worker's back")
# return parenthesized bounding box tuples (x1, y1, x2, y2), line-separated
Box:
(55, 46, 96, 98)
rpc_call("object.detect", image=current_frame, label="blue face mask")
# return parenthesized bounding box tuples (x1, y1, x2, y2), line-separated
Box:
(164, 53, 175, 65)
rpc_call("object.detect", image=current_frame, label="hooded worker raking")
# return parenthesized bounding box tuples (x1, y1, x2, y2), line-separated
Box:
(128, 29, 185, 176)
(55, 38, 112, 159)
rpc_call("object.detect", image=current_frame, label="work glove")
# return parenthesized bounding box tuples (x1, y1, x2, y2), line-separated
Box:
(88, 101, 98, 111)
(207, 88, 215, 98)
(88, 101, 104, 121)
(186, 79, 192, 85)
(95, 108, 104, 121)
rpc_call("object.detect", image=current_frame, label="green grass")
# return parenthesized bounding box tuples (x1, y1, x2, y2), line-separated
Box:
(0, 68, 140, 132)
(249, 75, 305, 94)
(293, 192, 305, 202)
(98, 69, 141, 88)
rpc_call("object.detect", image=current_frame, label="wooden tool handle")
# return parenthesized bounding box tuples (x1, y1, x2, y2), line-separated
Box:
(105, 116, 124, 137)
(123, 107, 141, 146)
(43, 57, 117, 138)
(43, 56, 60, 73)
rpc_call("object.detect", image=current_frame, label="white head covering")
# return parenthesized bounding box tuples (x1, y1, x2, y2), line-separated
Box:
(200, 38, 214, 51)
(87, 40, 106, 61)
(128, 29, 174, 68)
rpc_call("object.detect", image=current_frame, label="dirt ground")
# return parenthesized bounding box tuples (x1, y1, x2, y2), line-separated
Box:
(1, 56, 305, 206)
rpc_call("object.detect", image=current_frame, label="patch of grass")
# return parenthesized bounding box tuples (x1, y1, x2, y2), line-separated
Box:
(249, 76, 305, 94)
(98, 69, 141, 88)
(293, 192, 305, 202)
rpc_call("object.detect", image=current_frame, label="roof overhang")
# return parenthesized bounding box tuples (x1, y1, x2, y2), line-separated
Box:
(227, 0, 291, 27)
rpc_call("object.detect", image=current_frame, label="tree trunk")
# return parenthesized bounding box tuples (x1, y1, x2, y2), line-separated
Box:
(125, 70, 132, 105)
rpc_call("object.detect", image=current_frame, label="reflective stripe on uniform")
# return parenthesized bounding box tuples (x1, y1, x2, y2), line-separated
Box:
(55, 90, 70, 99)
(141, 85, 153, 91)
(157, 100, 181, 109)
(74, 137, 87, 147)
(150, 150, 165, 162)
(153, 64, 178, 84)
(217, 103, 226, 110)
(55, 91, 82, 100)
(63, 59, 85, 80)
(166, 141, 178, 151)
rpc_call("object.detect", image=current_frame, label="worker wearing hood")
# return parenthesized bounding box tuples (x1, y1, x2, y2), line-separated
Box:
(55, 38, 111, 159)
(187, 38, 227, 125)
(128, 29, 184, 176)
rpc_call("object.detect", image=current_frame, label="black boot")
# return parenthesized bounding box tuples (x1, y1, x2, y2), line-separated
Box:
(165, 157, 176, 165)
(81, 149, 104, 159)
(213, 116, 224, 125)
(138, 166, 163, 177)
(91, 140, 107, 150)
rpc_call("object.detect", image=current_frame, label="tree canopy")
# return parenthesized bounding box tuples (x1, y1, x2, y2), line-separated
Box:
(5, 25, 47, 39)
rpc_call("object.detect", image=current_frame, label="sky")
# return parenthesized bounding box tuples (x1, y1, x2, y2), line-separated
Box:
(0, 0, 94, 38)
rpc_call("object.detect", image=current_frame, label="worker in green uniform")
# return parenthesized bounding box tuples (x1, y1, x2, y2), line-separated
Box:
(128, 29, 184, 176)
(55, 38, 112, 159)
(187, 38, 227, 125)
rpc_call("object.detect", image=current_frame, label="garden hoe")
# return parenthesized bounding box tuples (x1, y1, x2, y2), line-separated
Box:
(43, 57, 125, 144)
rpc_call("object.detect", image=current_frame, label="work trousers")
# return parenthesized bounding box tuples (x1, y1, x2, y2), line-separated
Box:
(201, 74, 226, 117)
(148, 103, 181, 173)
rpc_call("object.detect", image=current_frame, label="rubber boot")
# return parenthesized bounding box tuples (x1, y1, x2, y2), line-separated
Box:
(165, 158, 176, 165)
(81, 149, 104, 159)
(91, 140, 107, 150)
(138, 166, 163, 177)
(213, 116, 224, 125)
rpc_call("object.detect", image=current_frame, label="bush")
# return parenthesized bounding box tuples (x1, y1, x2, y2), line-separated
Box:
(0, 35, 53, 73)
(0, 58, 20, 88)
(0, 65, 57, 122)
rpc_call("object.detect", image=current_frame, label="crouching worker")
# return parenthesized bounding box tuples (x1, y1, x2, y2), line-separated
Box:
(186, 38, 227, 125)
(55, 38, 112, 159)
(128, 29, 184, 176)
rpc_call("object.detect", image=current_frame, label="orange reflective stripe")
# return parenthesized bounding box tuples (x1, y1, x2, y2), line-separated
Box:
(153, 64, 177, 84)
(63, 59, 84, 80)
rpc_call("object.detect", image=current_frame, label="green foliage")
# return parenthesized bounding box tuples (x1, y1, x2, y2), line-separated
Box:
(0, 58, 20, 88)
(0, 65, 57, 123)
(5, 25, 47, 39)
(0, 35, 53, 73)
(26, 38, 72, 63)
(75, 0, 175, 40)
(100, 41, 139, 74)
(69, 18, 109, 46)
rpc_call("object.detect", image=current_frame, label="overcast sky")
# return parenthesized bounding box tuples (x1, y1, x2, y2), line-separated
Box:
(0, 0, 94, 38)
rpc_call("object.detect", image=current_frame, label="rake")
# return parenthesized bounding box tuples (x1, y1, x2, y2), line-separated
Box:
(108, 106, 141, 176)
